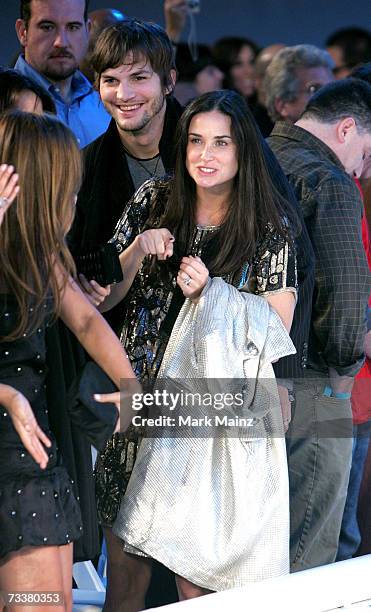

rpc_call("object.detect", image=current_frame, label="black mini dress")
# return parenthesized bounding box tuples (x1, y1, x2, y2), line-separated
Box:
(0, 295, 82, 559)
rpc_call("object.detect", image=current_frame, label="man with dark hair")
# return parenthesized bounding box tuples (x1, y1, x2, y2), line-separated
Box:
(68, 20, 182, 610)
(69, 19, 182, 264)
(15, 0, 110, 146)
(326, 27, 371, 79)
(268, 79, 371, 571)
(80, 8, 127, 82)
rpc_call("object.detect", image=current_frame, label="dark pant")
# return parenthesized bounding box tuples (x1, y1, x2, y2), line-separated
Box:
(336, 422, 371, 561)
(287, 378, 353, 572)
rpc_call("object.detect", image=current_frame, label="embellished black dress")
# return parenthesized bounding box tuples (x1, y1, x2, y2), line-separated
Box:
(0, 296, 82, 559)
(95, 178, 297, 526)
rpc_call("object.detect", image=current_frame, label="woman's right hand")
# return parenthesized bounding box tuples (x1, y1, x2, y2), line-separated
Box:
(0, 164, 20, 227)
(2, 386, 52, 469)
(134, 228, 175, 261)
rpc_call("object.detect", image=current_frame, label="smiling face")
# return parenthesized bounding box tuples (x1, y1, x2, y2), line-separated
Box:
(99, 55, 170, 135)
(16, 0, 89, 83)
(186, 110, 238, 196)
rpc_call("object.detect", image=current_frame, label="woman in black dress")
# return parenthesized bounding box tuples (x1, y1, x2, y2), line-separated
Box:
(0, 165, 48, 469)
(0, 112, 137, 611)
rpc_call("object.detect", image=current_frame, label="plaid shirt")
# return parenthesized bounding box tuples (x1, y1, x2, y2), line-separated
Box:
(268, 122, 371, 377)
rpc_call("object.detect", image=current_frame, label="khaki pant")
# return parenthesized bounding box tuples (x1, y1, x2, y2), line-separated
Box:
(287, 378, 353, 572)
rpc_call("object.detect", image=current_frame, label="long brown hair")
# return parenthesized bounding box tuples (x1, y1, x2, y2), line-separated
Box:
(157, 90, 298, 277)
(0, 112, 81, 340)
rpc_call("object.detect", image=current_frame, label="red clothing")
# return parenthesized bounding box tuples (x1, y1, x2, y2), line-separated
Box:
(352, 178, 371, 425)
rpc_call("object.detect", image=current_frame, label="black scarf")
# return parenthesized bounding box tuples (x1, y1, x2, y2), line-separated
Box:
(69, 96, 183, 253)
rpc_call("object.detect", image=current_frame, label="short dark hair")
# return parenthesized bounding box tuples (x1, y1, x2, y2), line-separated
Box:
(0, 67, 55, 113)
(351, 62, 371, 85)
(91, 19, 175, 92)
(326, 27, 371, 70)
(20, 0, 90, 25)
(301, 79, 371, 132)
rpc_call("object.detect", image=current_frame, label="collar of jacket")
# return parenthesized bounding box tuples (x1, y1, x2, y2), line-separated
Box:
(270, 121, 345, 172)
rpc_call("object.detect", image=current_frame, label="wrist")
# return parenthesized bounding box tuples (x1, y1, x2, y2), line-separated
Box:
(132, 236, 147, 261)
(0, 385, 21, 412)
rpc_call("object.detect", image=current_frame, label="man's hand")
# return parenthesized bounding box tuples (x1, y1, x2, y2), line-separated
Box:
(364, 330, 371, 359)
(94, 379, 142, 433)
(164, 0, 189, 42)
(329, 368, 354, 396)
(78, 274, 111, 308)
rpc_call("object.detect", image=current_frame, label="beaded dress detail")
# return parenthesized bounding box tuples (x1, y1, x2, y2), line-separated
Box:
(94, 178, 297, 525)
(0, 296, 82, 558)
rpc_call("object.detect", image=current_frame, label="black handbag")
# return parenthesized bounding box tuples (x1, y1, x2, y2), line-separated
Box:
(67, 361, 119, 451)
(75, 243, 123, 286)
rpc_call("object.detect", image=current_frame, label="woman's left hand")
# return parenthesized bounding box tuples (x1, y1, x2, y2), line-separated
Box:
(177, 255, 209, 302)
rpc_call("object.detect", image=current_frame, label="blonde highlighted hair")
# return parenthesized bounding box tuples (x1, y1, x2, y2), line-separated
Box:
(0, 112, 82, 340)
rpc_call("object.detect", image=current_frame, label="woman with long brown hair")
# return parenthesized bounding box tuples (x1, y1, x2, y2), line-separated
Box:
(84, 89, 298, 609)
(0, 164, 48, 470)
(0, 112, 136, 611)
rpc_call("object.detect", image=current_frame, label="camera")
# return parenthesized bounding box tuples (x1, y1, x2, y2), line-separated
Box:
(187, 0, 201, 13)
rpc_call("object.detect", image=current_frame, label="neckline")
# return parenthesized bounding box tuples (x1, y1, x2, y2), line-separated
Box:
(122, 143, 160, 162)
(196, 224, 219, 230)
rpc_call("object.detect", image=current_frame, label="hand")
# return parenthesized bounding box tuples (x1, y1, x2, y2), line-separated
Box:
(177, 255, 209, 301)
(277, 385, 291, 433)
(364, 330, 371, 360)
(95, 379, 142, 433)
(329, 368, 354, 396)
(135, 228, 174, 261)
(6, 389, 52, 468)
(164, 0, 189, 42)
(0, 164, 20, 227)
(78, 274, 111, 307)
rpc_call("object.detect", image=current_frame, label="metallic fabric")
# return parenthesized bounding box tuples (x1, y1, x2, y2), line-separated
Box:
(113, 279, 295, 590)
(95, 179, 297, 526)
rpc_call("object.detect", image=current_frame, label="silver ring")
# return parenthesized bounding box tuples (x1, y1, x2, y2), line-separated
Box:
(0, 197, 8, 209)
(183, 275, 192, 286)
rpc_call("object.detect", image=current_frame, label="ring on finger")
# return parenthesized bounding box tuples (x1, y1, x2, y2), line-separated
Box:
(183, 274, 192, 286)
(0, 196, 9, 209)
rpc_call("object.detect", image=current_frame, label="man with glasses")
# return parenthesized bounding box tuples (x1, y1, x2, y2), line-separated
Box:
(264, 44, 334, 125)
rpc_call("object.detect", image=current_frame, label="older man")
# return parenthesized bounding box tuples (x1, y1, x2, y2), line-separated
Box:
(264, 44, 334, 125)
(15, 0, 110, 146)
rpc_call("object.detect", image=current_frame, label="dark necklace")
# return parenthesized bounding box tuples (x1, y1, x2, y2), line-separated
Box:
(122, 145, 162, 178)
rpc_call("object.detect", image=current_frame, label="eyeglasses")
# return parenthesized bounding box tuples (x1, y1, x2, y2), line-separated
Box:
(297, 83, 324, 96)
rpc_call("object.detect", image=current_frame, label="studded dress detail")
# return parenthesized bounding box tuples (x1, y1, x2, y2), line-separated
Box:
(0, 296, 82, 558)
(94, 178, 297, 526)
